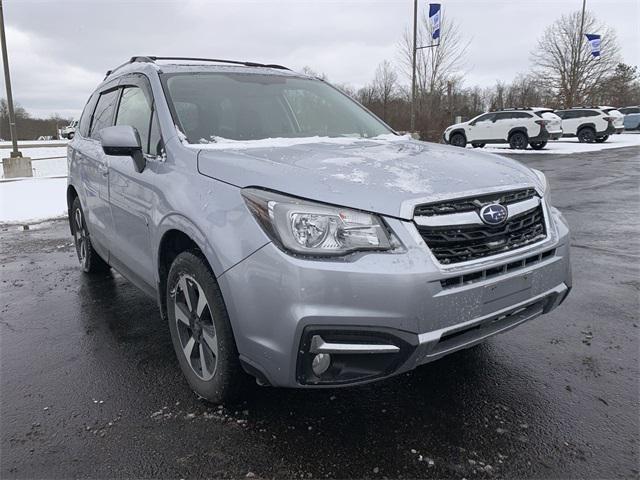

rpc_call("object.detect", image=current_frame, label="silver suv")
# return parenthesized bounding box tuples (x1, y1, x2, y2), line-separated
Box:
(67, 56, 572, 402)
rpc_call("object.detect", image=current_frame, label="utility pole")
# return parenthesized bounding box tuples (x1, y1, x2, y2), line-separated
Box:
(570, 0, 587, 107)
(410, 0, 418, 134)
(1, 0, 31, 178)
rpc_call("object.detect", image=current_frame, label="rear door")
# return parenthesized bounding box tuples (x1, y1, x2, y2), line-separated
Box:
(491, 112, 516, 140)
(106, 74, 163, 294)
(558, 110, 580, 135)
(82, 86, 120, 254)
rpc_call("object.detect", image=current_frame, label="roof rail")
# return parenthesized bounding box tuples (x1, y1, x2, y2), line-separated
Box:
(104, 55, 290, 79)
(489, 107, 533, 112)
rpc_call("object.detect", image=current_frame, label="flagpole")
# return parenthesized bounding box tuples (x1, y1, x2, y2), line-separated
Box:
(410, 0, 418, 134)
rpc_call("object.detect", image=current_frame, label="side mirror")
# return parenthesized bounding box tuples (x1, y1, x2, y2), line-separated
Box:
(101, 125, 146, 173)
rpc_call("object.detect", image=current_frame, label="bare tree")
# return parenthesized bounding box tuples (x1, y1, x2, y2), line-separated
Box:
(531, 10, 621, 108)
(399, 14, 469, 96)
(397, 13, 469, 138)
(372, 60, 398, 121)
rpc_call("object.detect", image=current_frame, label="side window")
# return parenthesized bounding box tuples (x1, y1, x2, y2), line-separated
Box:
(493, 113, 510, 121)
(555, 111, 566, 119)
(78, 93, 98, 137)
(90, 89, 120, 140)
(115, 86, 152, 154)
(512, 112, 532, 119)
(584, 110, 599, 117)
(474, 113, 494, 123)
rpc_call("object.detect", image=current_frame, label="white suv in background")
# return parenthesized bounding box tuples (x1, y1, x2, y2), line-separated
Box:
(554, 108, 617, 143)
(443, 108, 560, 150)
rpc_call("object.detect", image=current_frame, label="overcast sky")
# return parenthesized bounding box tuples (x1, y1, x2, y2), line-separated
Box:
(1, 0, 638, 119)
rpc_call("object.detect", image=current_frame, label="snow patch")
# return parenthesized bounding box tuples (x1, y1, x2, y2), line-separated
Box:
(186, 133, 409, 150)
(0, 177, 68, 224)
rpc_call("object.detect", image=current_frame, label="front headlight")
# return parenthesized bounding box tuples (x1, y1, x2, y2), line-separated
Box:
(242, 188, 395, 257)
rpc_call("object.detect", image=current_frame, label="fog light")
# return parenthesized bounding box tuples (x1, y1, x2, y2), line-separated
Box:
(311, 353, 331, 376)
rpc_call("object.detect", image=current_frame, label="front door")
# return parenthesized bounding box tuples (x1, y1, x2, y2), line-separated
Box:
(106, 75, 163, 294)
(468, 113, 495, 142)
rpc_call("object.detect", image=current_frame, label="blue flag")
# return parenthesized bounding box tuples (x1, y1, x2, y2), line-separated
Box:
(429, 3, 441, 41)
(585, 34, 601, 57)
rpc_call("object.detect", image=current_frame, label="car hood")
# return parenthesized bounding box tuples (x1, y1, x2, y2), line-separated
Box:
(446, 122, 468, 131)
(196, 137, 540, 220)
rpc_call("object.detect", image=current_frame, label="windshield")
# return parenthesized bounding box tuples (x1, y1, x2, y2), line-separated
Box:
(162, 72, 392, 143)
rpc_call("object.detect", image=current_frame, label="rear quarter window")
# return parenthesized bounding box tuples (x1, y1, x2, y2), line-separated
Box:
(78, 94, 98, 137)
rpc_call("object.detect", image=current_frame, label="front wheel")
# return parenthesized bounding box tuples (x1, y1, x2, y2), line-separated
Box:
(449, 133, 466, 148)
(529, 141, 547, 150)
(70, 197, 109, 273)
(595, 135, 609, 143)
(509, 132, 528, 150)
(167, 251, 248, 404)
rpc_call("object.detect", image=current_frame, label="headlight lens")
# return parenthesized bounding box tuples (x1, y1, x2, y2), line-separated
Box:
(242, 188, 395, 256)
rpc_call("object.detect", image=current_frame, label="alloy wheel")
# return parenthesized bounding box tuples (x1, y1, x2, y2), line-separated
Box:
(174, 274, 218, 381)
(73, 208, 88, 269)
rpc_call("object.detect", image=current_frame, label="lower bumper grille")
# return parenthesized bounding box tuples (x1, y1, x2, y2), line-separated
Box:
(417, 205, 547, 264)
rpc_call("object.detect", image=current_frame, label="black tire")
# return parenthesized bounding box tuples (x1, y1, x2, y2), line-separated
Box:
(529, 141, 547, 150)
(595, 135, 609, 143)
(70, 197, 110, 274)
(449, 133, 466, 148)
(471, 143, 485, 148)
(509, 131, 528, 150)
(577, 127, 596, 143)
(166, 251, 247, 404)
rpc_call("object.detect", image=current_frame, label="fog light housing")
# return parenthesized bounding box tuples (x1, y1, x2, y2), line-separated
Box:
(297, 327, 415, 385)
(311, 353, 331, 376)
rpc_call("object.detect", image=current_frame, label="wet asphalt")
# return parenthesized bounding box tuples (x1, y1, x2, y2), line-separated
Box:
(1, 146, 639, 479)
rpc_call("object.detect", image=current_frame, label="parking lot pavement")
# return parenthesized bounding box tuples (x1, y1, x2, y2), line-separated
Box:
(1, 146, 638, 479)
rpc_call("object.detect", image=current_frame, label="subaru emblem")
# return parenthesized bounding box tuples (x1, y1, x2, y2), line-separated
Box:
(480, 204, 508, 225)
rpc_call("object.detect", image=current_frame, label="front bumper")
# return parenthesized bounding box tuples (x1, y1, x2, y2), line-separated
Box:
(218, 207, 572, 388)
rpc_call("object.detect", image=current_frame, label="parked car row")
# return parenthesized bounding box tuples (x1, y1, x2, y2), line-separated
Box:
(443, 105, 634, 150)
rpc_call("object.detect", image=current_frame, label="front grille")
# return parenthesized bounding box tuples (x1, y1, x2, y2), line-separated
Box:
(414, 188, 536, 216)
(417, 204, 547, 264)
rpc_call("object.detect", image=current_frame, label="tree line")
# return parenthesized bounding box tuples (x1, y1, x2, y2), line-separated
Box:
(0, 99, 72, 141)
(334, 9, 640, 141)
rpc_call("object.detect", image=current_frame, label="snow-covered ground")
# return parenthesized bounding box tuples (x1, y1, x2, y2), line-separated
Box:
(0, 177, 68, 224)
(471, 132, 640, 154)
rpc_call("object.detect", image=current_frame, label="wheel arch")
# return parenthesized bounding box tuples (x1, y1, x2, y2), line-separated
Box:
(577, 122, 596, 133)
(449, 128, 467, 141)
(508, 127, 528, 139)
(155, 215, 224, 321)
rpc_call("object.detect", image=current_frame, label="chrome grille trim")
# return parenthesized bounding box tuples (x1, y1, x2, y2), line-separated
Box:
(414, 196, 540, 227)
